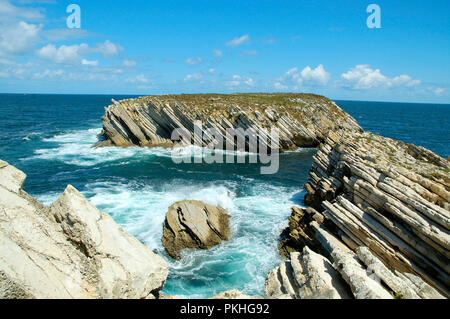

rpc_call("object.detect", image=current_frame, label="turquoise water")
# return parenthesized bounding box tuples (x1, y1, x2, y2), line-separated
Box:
(0, 94, 448, 298)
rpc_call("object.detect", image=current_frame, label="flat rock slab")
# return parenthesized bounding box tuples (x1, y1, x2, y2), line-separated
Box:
(162, 200, 231, 259)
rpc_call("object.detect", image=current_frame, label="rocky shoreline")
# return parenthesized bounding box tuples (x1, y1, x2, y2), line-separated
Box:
(1, 94, 448, 299)
(278, 130, 449, 298)
(95, 93, 362, 150)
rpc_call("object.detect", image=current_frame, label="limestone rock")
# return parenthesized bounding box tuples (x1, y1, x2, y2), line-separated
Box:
(95, 93, 362, 151)
(0, 160, 169, 299)
(269, 242, 354, 299)
(266, 243, 442, 299)
(298, 131, 450, 297)
(269, 245, 354, 299)
(356, 247, 420, 299)
(162, 200, 230, 259)
(331, 246, 393, 299)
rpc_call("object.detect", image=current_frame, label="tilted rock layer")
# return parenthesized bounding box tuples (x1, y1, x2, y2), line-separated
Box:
(0, 159, 169, 299)
(281, 130, 450, 297)
(162, 200, 230, 259)
(95, 93, 361, 150)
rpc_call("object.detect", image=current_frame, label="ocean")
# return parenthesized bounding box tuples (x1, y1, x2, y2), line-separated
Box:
(0, 93, 448, 298)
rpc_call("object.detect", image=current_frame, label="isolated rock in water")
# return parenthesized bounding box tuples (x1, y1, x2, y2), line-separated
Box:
(95, 93, 362, 150)
(162, 200, 230, 259)
(0, 159, 169, 299)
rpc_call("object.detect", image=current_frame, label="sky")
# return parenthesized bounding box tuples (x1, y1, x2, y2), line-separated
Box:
(0, 0, 449, 103)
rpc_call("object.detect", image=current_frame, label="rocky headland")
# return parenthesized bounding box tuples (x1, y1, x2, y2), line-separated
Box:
(162, 200, 230, 259)
(95, 93, 362, 150)
(277, 130, 449, 298)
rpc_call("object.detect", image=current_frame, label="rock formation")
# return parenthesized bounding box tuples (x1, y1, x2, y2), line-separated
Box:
(162, 200, 231, 259)
(279, 130, 450, 298)
(0, 159, 169, 299)
(95, 93, 361, 151)
(266, 246, 353, 299)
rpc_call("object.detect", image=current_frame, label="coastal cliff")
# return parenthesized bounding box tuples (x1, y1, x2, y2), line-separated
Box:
(278, 130, 450, 298)
(95, 93, 362, 150)
(0, 160, 169, 299)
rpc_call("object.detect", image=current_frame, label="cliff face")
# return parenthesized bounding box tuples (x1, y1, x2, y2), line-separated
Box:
(0, 159, 169, 299)
(279, 130, 450, 297)
(95, 93, 362, 150)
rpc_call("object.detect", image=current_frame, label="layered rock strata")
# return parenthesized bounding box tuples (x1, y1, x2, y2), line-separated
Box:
(0, 159, 169, 299)
(162, 200, 231, 259)
(269, 223, 444, 299)
(281, 130, 450, 297)
(95, 93, 361, 151)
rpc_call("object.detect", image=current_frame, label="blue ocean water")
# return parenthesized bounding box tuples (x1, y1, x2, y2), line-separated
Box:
(0, 94, 448, 298)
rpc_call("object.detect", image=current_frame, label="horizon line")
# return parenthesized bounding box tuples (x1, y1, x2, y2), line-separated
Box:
(0, 92, 449, 106)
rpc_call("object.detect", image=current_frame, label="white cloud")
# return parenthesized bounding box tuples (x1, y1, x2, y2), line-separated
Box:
(0, 21, 41, 56)
(126, 74, 149, 84)
(81, 59, 98, 66)
(185, 57, 204, 65)
(274, 67, 302, 89)
(224, 75, 254, 87)
(94, 40, 122, 57)
(37, 43, 88, 64)
(37, 40, 122, 64)
(244, 77, 255, 86)
(390, 74, 421, 87)
(184, 73, 203, 82)
(274, 82, 288, 90)
(274, 64, 331, 89)
(427, 87, 445, 96)
(123, 59, 137, 67)
(0, 65, 27, 79)
(226, 34, 249, 47)
(33, 69, 65, 80)
(340, 64, 421, 90)
(300, 64, 330, 86)
(0, 0, 44, 22)
(213, 49, 223, 58)
(434, 87, 445, 95)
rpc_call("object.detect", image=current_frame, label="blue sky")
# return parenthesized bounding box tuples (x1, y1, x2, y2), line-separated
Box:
(0, 0, 449, 103)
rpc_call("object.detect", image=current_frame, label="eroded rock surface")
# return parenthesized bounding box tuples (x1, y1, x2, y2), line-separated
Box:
(266, 246, 352, 299)
(269, 229, 444, 299)
(0, 160, 169, 299)
(162, 200, 230, 259)
(95, 93, 361, 150)
(280, 130, 449, 298)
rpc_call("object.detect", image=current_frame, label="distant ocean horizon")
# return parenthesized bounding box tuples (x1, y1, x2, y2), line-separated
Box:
(0, 93, 448, 298)
(2, 92, 449, 105)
